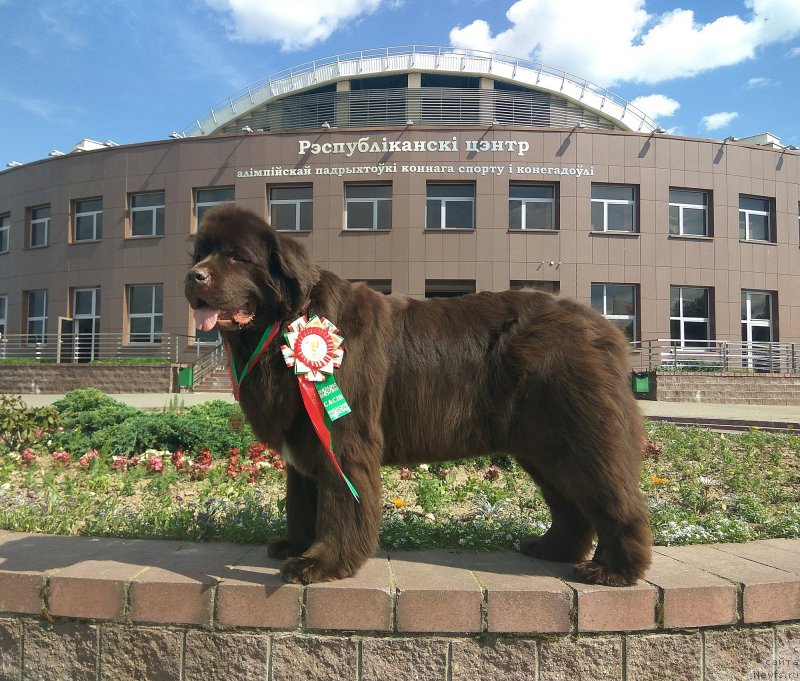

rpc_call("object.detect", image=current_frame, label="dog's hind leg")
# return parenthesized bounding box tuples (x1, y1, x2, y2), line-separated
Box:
(267, 464, 317, 559)
(517, 471, 595, 563)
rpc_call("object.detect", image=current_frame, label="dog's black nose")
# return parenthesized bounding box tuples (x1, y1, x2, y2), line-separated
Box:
(188, 267, 210, 284)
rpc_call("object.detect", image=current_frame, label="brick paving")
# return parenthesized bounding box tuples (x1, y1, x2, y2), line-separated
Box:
(0, 531, 797, 634)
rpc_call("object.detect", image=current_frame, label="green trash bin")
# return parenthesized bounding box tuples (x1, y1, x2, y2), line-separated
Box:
(631, 371, 654, 400)
(178, 367, 194, 389)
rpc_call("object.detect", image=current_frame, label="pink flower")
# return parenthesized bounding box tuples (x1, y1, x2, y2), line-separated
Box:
(80, 449, 100, 468)
(484, 466, 501, 481)
(147, 455, 163, 473)
(52, 451, 71, 467)
(111, 455, 130, 471)
(21, 449, 37, 466)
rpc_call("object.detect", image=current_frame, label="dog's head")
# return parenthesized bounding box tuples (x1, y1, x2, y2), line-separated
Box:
(185, 205, 319, 333)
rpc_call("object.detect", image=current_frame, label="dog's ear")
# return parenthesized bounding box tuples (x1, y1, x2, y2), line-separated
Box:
(270, 231, 319, 313)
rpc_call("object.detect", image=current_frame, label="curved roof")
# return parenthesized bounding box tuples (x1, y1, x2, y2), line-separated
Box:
(181, 45, 660, 137)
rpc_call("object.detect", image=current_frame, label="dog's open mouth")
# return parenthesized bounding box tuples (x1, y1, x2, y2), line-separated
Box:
(193, 302, 255, 331)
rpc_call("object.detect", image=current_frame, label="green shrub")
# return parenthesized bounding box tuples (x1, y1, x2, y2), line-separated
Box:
(52, 389, 141, 454)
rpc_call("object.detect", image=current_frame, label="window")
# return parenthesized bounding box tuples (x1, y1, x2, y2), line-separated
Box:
(509, 184, 557, 230)
(426, 183, 475, 229)
(345, 184, 392, 230)
(591, 185, 637, 232)
(29, 205, 50, 247)
(348, 279, 392, 294)
(739, 195, 773, 241)
(195, 187, 234, 225)
(270, 186, 312, 230)
(130, 192, 165, 237)
(26, 290, 47, 344)
(128, 284, 163, 343)
(72, 288, 101, 361)
(425, 279, 476, 298)
(669, 189, 710, 236)
(670, 287, 712, 347)
(0, 213, 9, 253)
(0, 295, 6, 335)
(73, 198, 103, 241)
(591, 284, 637, 342)
(510, 281, 560, 294)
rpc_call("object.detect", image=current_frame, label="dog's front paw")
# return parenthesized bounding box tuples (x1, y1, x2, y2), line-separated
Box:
(572, 560, 638, 587)
(279, 556, 355, 584)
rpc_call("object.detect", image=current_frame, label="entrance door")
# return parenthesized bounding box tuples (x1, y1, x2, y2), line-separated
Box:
(741, 291, 774, 371)
(73, 288, 101, 362)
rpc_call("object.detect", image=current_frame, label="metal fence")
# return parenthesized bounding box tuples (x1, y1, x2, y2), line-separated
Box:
(631, 340, 799, 374)
(0, 333, 221, 366)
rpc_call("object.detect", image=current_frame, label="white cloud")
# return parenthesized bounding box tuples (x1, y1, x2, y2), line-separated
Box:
(787, 46, 800, 56)
(700, 111, 739, 131)
(630, 94, 680, 119)
(206, 0, 382, 50)
(746, 76, 777, 87)
(449, 0, 800, 86)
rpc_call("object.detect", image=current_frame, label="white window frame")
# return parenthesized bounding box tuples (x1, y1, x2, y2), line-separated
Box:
(591, 283, 638, 342)
(195, 187, 234, 226)
(670, 286, 712, 348)
(0, 213, 9, 253)
(0, 295, 6, 336)
(130, 191, 165, 237)
(739, 195, 772, 241)
(669, 189, 709, 237)
(26, 290, 47, 345)
(29, 206, 50, 248)
(73, 198, 103, 242)
(269, 186, 313, 231)
(127, 284, 163, 344)
(426, 183, 475, 230)
(591, 185, 637, 233)
(509, 184, 557, 230)
(345, 184, 392, 230)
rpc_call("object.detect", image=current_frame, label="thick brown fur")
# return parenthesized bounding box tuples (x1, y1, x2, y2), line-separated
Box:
(185, 205, 652, 586)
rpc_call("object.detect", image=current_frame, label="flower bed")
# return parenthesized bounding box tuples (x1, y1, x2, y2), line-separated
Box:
(1, 389, 798, 548)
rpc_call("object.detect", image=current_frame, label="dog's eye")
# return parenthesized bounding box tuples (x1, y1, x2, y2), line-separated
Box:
(230, 254, 249, 264)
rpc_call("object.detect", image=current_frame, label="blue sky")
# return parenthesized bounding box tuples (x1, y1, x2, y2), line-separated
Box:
(2, 0, 799, 165)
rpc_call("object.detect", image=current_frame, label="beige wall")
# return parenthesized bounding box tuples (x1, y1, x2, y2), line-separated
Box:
(1, 127, 798, 344)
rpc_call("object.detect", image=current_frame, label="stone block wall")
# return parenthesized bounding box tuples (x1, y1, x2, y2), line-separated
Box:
(0, 364, 174, 394)
(655, 372, 800, 405)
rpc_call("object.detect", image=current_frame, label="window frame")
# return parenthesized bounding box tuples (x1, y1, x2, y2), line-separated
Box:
(508, 183, 558, 230)
(344, 183, 392, 230)
(591, 283, 638, 342)
(73, 197, 103, 242)
(590, 184, 638, 233)
(669, 286, 713, 348)
(26, 290, 47, 345)
(425, 183, 476, 230)
(195, 187, 235, 228)
(0, 213, 9, 253)
(669, 188, 710, 237)
(127, 283, 164, 344)
(28, 205, 50, 248)
(739, 195, 773, 242)
(129, 191, 166, 238)
(269, 185, 313, 231)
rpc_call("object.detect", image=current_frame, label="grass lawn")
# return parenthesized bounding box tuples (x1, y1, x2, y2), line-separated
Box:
(1, 390, 798, 550)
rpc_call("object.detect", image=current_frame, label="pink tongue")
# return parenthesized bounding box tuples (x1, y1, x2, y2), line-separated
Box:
(193, 307, 219, 332)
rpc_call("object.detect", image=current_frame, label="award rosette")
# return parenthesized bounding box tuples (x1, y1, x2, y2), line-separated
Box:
(281, 315, 358, 500)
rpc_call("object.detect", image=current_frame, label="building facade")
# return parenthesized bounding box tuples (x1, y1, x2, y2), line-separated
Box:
(1, 47, 798, 358)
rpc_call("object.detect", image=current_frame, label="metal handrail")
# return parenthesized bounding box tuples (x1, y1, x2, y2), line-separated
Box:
(192, 342, 227, 388)
(630, 339, 799, 374)
(181, 45, 660, 136)
(0, 333, 175, 362)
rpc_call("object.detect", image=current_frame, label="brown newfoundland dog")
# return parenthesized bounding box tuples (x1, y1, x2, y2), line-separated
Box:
(185, 205, 651, 586)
